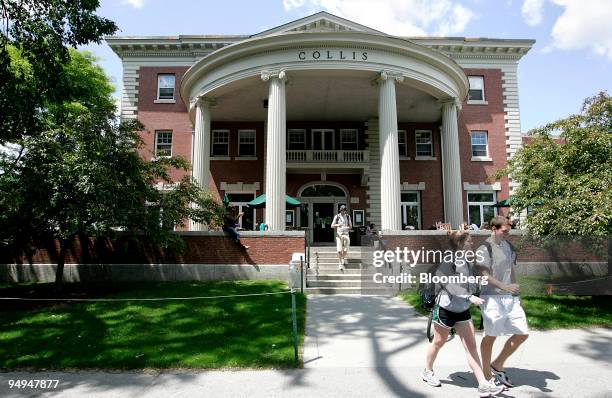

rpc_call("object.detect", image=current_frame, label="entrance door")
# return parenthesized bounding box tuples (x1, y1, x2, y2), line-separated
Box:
(312, 129, 335, 150)
(312, 202, 335, 243)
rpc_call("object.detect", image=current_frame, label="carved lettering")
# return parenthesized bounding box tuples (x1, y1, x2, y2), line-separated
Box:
(298, 51, 306, 60)
(362, 51, 368, 60)
(340, 50, 346, 59)
(312, 51, 320, 59)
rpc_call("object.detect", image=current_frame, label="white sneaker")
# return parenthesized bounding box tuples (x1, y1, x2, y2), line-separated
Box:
(343, 258, 348, 265)
(338, 261, 345, 271)
(478, 378, 504, 397)
(422, 369, 441, 387)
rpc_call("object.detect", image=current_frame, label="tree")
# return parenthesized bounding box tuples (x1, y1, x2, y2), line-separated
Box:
(496, 92, 612, 237)
(0, 51, 224, 284)
(1, 0, 117, 143)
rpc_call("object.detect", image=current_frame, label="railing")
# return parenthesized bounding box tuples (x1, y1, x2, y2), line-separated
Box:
(286, 150, 370, 163)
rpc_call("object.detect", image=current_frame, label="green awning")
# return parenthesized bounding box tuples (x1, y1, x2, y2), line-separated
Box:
(247, 194, 301, 209)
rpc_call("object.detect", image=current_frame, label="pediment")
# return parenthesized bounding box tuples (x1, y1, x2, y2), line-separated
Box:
(253, 11, 384, 37)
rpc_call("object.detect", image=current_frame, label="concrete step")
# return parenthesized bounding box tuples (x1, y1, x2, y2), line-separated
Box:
(305, 287, 395, 295)
(307, 273, 364, 280)
(307, 280, 364, 288)
(307, 268, 362, 275)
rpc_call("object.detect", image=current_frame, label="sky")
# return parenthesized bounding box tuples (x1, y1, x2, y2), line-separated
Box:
(84, 0, 612, 132)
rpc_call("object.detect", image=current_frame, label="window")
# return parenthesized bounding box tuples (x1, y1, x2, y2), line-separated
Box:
(467, 192, 496, 227)
(471, 131, 489, 157)
(415, 130, 433, 157)
(398, 130, 408, 157)
(285, 210, 295, 227)
(212, 130, 230, 157)
(288, 129, 306, 150)
(400, 192, 421, 229)
(468, 76, 485, 102)
(227, 193, 256, 230)
(238, 130, 256, 157)
(157, 74, 175, 100)
(340, 129, 358, 150)
(155, 131, 172, 157)
(312, 129, 335, 150)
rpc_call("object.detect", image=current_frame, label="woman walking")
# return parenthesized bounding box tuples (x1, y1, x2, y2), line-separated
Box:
(422, 230, 504, 397)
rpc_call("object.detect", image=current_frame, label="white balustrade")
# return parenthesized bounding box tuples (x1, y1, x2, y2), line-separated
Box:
(286, 150, 368, 163)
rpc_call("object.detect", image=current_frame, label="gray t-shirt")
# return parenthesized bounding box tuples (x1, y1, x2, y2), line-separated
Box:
(436, 261, 476, 313)
(476, 236, 516, 295)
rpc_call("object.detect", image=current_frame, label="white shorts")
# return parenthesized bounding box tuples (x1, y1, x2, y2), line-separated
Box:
(481, 295, 529, 336)
(336, 235, 350, 253)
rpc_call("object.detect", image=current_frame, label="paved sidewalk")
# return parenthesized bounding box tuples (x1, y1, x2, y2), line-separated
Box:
(1, 295, 611, 398)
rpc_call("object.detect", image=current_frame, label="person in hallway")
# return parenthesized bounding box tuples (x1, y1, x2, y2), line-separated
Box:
(330, 205, 352, 270)
(422, 230, 504, 397)
(476, 215, 529, 388)
(223, 209, 250, 250)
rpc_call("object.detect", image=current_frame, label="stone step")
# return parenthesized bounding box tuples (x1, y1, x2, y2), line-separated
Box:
(307, 268, 362, 275)
(307, 280, 364, 288)
(306, 273, 364, 280)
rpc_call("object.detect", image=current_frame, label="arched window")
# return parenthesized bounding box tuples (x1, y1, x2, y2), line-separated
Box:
(300, 184, 346, 197)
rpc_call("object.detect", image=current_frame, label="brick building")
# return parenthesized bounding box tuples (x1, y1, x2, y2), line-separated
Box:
(107, 12, 534, 244)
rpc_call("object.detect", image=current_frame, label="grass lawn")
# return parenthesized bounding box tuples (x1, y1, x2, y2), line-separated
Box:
(400, 282, 612, 330)
(0, 280, 306, 370)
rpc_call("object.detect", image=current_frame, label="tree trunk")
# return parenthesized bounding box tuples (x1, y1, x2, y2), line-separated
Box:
(55, 238, 69, 286)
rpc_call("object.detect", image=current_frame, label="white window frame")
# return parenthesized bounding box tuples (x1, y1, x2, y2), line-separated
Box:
(398, 129, 409, 159)
(156, 74, 176, 102)
(288, 129, 306, 150)
(211, 129, 230, 159)
(154, 130, 173, 158)
(467, 76, 487, 105)
(400, 191, 421, 229)
(237, 129, 256, 159)
(467, 191, 497, 227)
(415, 130, 435, 159)
(340, 129, 358, 150)
(471, 131, 491, 161)
(285, 209, 295, 227)
(311, 129, 335, 150)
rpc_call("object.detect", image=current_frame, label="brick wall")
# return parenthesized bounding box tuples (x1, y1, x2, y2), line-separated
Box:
(2, 233, 305, 266)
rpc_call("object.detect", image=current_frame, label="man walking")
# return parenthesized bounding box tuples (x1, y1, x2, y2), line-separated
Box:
(476, 216, 529, 388)
(331, 205, 352, 270)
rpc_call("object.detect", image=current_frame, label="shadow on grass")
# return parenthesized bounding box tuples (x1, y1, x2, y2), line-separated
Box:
(0, 281, 305, 371)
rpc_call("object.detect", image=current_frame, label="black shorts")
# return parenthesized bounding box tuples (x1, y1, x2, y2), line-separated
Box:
(432, 305, 472, 328)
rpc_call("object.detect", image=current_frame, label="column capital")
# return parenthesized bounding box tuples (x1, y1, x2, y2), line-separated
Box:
(376, 70, 404, 85)
(438, 97, 463, 111)
(261, 69, 287, 82)
(189, 96, 216, 112)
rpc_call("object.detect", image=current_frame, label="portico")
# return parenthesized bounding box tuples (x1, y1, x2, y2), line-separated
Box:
(181, 27, 469, 232)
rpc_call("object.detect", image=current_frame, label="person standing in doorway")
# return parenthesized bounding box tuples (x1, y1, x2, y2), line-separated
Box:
(331, 205, 352, 270)
(476, 215, 529, 388)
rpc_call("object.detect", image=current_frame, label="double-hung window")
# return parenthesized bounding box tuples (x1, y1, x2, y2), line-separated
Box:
(415, 130, 433, 157)
(340, 129, 358, 150)
(471, 131, 489, 158)
(468, 76, 485, 102)
(155, 130, 172, 157)
(400, 192, 421, 229)
(288, 129, 306, 150)
(211, 130, 230, 157)
(157, 74, 175, 100)
(398, 130, 408, 158)
(238, 130, 256, 157)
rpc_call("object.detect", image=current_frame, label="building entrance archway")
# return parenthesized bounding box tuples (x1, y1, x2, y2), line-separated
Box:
(297, 182, 348, 244)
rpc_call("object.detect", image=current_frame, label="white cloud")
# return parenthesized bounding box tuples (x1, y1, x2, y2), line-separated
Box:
(549, 0, 612, 60)
(283, 0, 475, 36)
(122, 0, 145, 8)
(521, 0, 545, 26)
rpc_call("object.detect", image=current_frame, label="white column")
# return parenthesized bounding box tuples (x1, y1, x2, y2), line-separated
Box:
(440, 99, 464, 228)
(189, 97, 213, 231)
(262, 70, 287, 231)
(378, 71, 403, 231)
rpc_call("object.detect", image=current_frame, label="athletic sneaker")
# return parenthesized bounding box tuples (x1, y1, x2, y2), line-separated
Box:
(343, 258, 348, 265)
(422, 370, 441, 387)
(338, 261, 345, 271)
(478, 379, 504, 397)
(491, 365, 514, 387)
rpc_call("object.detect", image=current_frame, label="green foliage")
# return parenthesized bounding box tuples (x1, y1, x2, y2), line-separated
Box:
(495, 92, 612, 236)
(0, 0, 117, 142)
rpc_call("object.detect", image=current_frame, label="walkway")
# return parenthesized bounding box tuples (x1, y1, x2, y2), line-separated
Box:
(1, 295, 611, 397)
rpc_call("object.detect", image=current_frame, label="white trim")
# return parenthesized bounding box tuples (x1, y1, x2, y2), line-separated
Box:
(467, 100, 488, 105)
(471, 156, 493, 162)
(211, 129, 230, 157)
(311, 128, 335, 150)
(415, 156, 437, 161)
(237, 129, 257, 158)
(154, 130, 173, 157)
(463, 182, 501, 191)
(154, 99, 176, 104)
(414, 129, 433, 157)
(220, 182, 261, 191)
